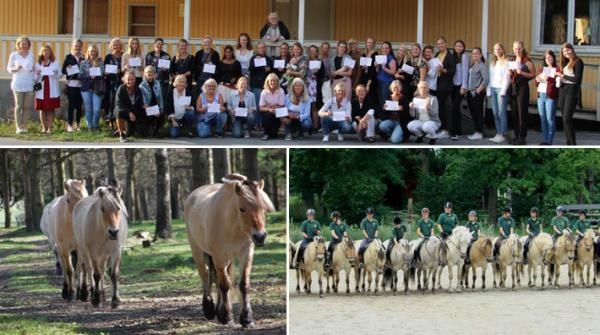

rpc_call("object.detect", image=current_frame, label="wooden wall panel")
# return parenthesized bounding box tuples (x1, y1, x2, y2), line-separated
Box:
(488, 0, 533, 52)
(109, 0, 183, 38)
(424, 0, 482, 48)
(190, 0, 268, 40)
(0, 0, 57, 35)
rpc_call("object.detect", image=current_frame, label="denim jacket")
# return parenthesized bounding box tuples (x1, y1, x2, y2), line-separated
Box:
(139, 79, 164, 109)
(227, 90, 256, 116)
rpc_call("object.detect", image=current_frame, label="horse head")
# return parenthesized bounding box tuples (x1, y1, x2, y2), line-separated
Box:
(64, 179, 88, 210)
(458, 231, 472, 260)
(223, 174, 275, 247)
(313, 236, 326, 261)
(481, 237, 494, 261)
(375, 239, 386, 274)
(558, 233, 576, 261)
(583, 229, 595, 252)
(512, 235, 523, 264)
(344, 238, 356, 265)
(96, 186, 127, 241)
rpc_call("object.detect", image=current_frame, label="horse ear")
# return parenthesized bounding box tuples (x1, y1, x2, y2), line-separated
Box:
(234, 182, 242, 195)
(258, 179, 265, 190)
(98, 187, 105, 198)
(64, 180, 69, 192)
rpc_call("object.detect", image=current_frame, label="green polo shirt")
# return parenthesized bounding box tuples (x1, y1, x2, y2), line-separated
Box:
(437, 213, 459, 234)
(526, 218, 542, 236)
(300, 219, 321, 239)
(498, 216, 514, 238)
(392, 225, 406, 240)
(360, 218, 379, 238)
(571, 219, 590, 235)
(551, 216, 569, 232)
(465, 221, 480, 240)
(418, 218, 435, 237)
(329, 221, 348, 241)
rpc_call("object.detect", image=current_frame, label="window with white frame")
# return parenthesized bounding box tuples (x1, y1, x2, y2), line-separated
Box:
(537, 0, 599, 47)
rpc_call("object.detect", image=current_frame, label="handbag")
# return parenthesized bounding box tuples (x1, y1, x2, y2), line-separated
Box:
(93, 77, 107, 95)
(33, 81, 42, 91)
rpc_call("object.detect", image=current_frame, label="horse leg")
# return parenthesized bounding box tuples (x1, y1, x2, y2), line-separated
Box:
(238, 250, 255, 328)
(345, 270, 350, 295)
(437, 265, 444, 291)
(511, 266, 517, 290)
(366, 270, 372, 295)
(90, 258, 103, 307)
(58, 248, 74, 301)
(318, 271, 324, 298)
(586, 263, 591, 287)
(305, 269, 312, 294)
(554, 264, 561, 288)
(431, 268, 436, 293)
(110, 256, 121, 309)
(481, 266, 487, 290)
(295, 268, 301, 293)
(374, 272, 380, 295)
(416, 269, 422, 291)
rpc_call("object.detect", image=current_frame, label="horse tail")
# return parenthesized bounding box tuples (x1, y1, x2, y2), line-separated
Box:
(494, 262, 500, 274)
(548, 263, 555, 278)
(409, 267, 415, 284)
(383, 268, 393, 283)
(204, 252, 217, 285)
(596, 260, 600, 279)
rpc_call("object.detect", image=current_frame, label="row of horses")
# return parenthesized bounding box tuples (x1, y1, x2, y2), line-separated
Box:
(290, 226, 599, 297)
(40, 173, 275, 328)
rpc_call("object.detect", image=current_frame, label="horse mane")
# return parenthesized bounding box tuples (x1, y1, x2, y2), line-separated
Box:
(66, 179, 88, 199)
(222, 173, 248, 183)
(96, 186, 128, 217)
(237, 180, 275, 212)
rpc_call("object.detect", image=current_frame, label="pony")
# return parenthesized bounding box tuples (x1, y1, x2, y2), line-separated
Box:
(72, 186, 128, 308)
(289, 241, 297, 270)
(382, 238, 412, 295)
(492, 234, 523, 290)
(40, 197, 63, 275)
(462, 235, 493, 290)
(47, 179, 88, 301)
(520, 233, 553, 289)
(295, 236, 326, 297)
(546, 232, 576, 289)
(326, 236, 356, 295)
(355, 238, 385, 295)
(409, 237, 447, 293)
(574, 229, 595, 287)
(184, 174, 274, 328)
(436, 226, 472, 292)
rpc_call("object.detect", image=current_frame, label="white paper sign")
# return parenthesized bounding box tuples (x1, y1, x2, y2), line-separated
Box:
(203, 63, 216, 74)
(401, 63, 415, 75)
(343, 58, 356, 69)
(174, 103, 188, 116)
(128, 57, 141, 67)
(360, 57, 372, 67)
(105, 64, 118, 74)
(429, 58, 442, 69)
(207, 103, 220, 114)
(385, 100, 400, 111)
(41, 67, 54, 76)
(254, 57, 267, 67)
(412, 98, 428, 110)
(309, 60, 321, 70)
(275, 107, 289, 118)
(375, 55, 387, 65)
(175, 96, 191, 111)
(158, 58, 171, 69)
(543, 67, 556, 77)
(146, 105, 160, 116)
(274, 59, 285, 69)
(537, 82, 547, 93)
(333, 111, 346, 121)
(89, 67, 101, 77)
(235, 107, 248, 117)
(66, 65, 80, 76)
(508, 61, 520, 70)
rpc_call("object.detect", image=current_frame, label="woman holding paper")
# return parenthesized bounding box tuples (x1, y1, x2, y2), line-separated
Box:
(331, 40, 354, 100)
(273, 42, 290, 88)
(248, 42, 273, 130)
(170, 39, 194, 88)
(556, 42, 584, 145)
(234, 33, 254, 76)
(465, 47, 489, 140)
(104, 37, 124, 132)
(114, 70, 144, 143)
(306, 45, 322, 131)
(194, 36, 220, 91)
(217, 45, 242, 104)
(450, 40, 470, 140)
(7, 35, 34, 134)
(351, 84, 377, 142)
(122, 37, 146, 86)
(145, 38, 171, 99)
(165, 74, 195, 138)
(535, 50, 561, 145)
(488, 42, 511, 144)
(318, 82, 352, 142)
(281, 42, 308, 88)
(284, 78, 312, 140)
(408, 81, 440, 145)
(139, 66, 165, 137)
(422, 45, 438, 93)
(259, 73, 285, 140)
(360, 37, 379, 106)
(62, 39, 84, 132)
(508, 41, 536, 145)
(79, 44, 105, 131)
(394, 46, 411, 96)
(195, 78, 227, 138)
(379, 80, 410, 143)
(33, 44, 60, 134)
(375, 41, 397, 109)
(408, 43, 428, 100)
(227, 76, 256, 138)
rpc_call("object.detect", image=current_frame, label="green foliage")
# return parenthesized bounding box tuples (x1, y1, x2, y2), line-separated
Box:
(0, 314, 80, 335)
(0, 119, 119, 142)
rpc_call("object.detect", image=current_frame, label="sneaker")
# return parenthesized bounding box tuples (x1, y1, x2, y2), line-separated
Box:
(367, 137, 375, 143)
(429, 138, 437, 145)
(450, 135, 459, 141)
(261, 134, 269, 141)
(337, 133, 344, 141)
(322, 135, 329, 142)
(67, 125, 74, 132)
(119, 136, 128, 143)
(416, 136, 424, 143)
(244, 130, 251, 138)
(489, 134, 506, 144)
(467, 132, 483, 140)
(285, 133, 292, 141)
(437, 130, 450, 139)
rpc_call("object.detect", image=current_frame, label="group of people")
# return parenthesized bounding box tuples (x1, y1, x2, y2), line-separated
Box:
(7, 13, 585, 144)
(292, 202, 595, 271)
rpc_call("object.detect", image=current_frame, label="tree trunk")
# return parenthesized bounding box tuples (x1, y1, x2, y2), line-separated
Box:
(134, 186, 144, 221)
(155, 148, 172, 239)
(54, 149, 64, 197)
(0, 150, 11, 228)
(125, 149, 136, 222)
(139, 186, 150, 220)
(105, 148, 116, 183)
(487, 186, 498, 226)
(47, 150, 56, 198)
(242, 148, 259, 180)
(65, 154, 75, 178)
(84, 175, 94, 195)
(190, 148, 210, 188)
(170, 178, 180, 219)
(270, 172, 279, 211)
(21, 149, 44, 231)
(212, 148, 230, 181)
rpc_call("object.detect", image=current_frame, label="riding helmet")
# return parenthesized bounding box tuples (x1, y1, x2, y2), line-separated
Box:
(503, 206, 512, 213)
(468, 210, 477, 216)
(366, 207, 375, 214)
(393, 216, 402, 225)
(444, 201, 453, 208)
(579, 209, 587, 216)
(330, 210, 341, 219)
(306, 208, 315, 216)
(556, 206, 565, 212)
(530, 207, 539, 214)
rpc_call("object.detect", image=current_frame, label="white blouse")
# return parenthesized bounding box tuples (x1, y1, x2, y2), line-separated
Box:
(7, 51, 34, 92)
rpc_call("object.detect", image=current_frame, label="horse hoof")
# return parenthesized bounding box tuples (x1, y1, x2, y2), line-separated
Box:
(240, 309, 254, 328)
(202, 297, 216, 320)
(111, 298, 120, 309)
(217, 311, 233, 325)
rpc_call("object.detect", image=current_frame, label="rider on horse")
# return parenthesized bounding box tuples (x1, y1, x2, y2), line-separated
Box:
(325, 210, 348, 270)
(357, 207, 379, 269)
(523, 207, 542, 263)
(386, 216, 406, 262)
(295, 208, 322, 269)
(493, 206, 514, 261)
(571, 209, 590, 260)
(464, 210, 481, 264)
(412, 207, 436, 267)
(437, 201, 459, 241)
(551, 206, 570, 243)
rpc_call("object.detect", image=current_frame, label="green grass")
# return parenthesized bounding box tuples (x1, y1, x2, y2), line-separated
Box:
(0, 314, 81, 335)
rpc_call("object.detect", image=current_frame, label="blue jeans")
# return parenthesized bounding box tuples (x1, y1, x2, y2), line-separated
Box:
(490, 87, 508, 135)
(320, 116, 352, 135)
(379, 119, 403, 143)
(81, 90, 103, 129)
(196, 112, 227, 138)
(232, 115, 255, 138)
(169, 111, 195, 138)
(537, 93, 557, 144)
(378, 80, 392, 109)
(251, 88, 263, 127)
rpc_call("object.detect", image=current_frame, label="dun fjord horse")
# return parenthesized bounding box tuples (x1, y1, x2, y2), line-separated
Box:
(72, 186, 128, 308)
(437, 226, 472, 292)
(356, 238, 385, 295)
(326, 236, 356, 295)
(521, 233, 553, 289)
(492, 234, 523, 290)
(410, 237, 447, 293)
(546, 232, 576, 288)
(184, 174, 274, 328)
(295, 236, 326, 297)
(574, 229, 595, 287)
(382, 238, 411, 295)
(462, 236, 493, 290)
(48, 179, 88, 301)
(40, 197, 63, 275)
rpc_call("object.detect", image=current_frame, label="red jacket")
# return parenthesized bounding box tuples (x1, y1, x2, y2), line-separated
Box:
(535, 66, 561, 100)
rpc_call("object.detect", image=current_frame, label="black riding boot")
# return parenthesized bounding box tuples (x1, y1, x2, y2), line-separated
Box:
(523, 237, 531, 263)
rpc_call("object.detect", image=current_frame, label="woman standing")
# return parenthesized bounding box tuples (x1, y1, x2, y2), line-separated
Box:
(122, 37, 145, 86)
(535, 50, 561, 145)
(194, 35, 220, 90)
(104, 38, 124, 132)
(227, 76, 256, 138)
(114, 70, 144, 143)
(360, 37, 379, 106)
(284, 78, 312, 140)
(556, 43, 584, 145)
(509, 41, 536, 145)
(450, 40, 469, 140)
(62, 39, 84, 132)
(79, 44, 105, 131)
(488, 43, 511, 144)
(408, 43, 427, 101)
(170, 39, 194, 88)
(331, 40, 353, 100)
(248, 42, 273, 130)
(259, 73, 285, 140)
(33, 45, 60, 134)
(466, 47, 489, 140)
(376, 41, 397, 109)
(281, 42, 308, 88)
(217, 45, 242, 103)
(306, 45, 322, 131)
(195, 78, 227, 138)
(234, 33, 254, 77)
(7, 36, 34, 134)
(394, 46, 411, 96)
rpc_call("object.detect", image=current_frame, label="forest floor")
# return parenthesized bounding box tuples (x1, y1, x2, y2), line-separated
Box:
(0, 217, 287, 335)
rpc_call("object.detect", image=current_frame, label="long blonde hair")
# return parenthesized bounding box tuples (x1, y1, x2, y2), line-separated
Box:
(491, 43, 506, 66)
(85, 44, 101, 67)
(289, 78, 308, 104)
(127, 37, 141, 57)
(263, 73, 280, 91)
